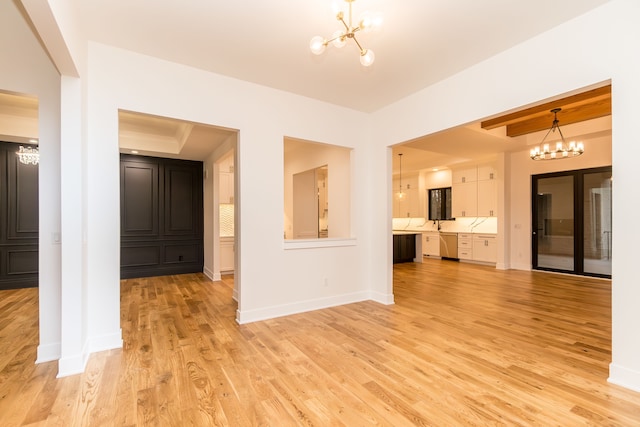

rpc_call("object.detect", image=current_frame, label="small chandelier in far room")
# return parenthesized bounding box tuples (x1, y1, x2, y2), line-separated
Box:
(17, 143, 39, 165)
(530, 108, 584, 160)
(309, 0, 382, 67)
(395, 153, 406, 200)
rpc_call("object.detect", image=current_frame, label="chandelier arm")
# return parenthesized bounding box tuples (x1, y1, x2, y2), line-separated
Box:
(556, 124, 567, 144)
(325, 34, 342, 45)
(539, 124, 556, 146)
(337, 15, 350, 32)
(352, 35, 365, 54)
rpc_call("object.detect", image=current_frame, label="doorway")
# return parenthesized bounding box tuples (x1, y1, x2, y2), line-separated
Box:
(532, 166, 612, 277)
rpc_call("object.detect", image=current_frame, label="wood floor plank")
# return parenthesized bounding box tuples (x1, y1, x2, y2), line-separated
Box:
(2, 260, 640, 425)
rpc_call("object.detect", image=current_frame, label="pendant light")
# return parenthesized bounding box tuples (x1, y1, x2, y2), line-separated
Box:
(396, 153, 406, 200)
(530, 108, 584, 160)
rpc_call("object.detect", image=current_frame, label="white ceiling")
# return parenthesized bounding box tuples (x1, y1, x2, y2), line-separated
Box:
(4, 1, 613, 164)
(72, 0, 610, 112)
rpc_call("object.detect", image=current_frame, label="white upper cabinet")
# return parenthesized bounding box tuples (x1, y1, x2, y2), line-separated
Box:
(477, 180, 497, 217)
(219, 154, 234, 204)
(452, 162, 497, 218)
(452, 167, 478, 184)
(219, 171, 234, 204)
(452, 180, 477, 217)
(393, 173, 421, 218)
(477, 164, 497, 181)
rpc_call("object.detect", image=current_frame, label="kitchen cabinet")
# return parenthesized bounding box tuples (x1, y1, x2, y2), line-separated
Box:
(458, 233, 473, 260)
(452, 162, 498, 218)
(477, 164, 497, 181)
(422, 232, 440, 256)
(393, 233, 417, 263)
(452, 181, 477, 217)
(220, 237, 234, 272)
(452, 167, 478, 184)
(477, 179, 497, 217)
(393, 174, 420, 218)
(477, 163, 497, 217)
(219, 171, 234, 204)
(472, 234, 497, 263)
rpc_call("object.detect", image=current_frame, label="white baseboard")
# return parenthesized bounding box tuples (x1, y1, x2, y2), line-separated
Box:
(36, 341, 61, 363)
(609, 363, 640, 393)
(495, 262, 508, 270)
(369, 290, 394, 305)
(510, 262, 532, 271)
(89, 330, 123, 353)
(56, 340, 90, 378)
(203, 267, 221, 281)
(236, 291, 370, 324)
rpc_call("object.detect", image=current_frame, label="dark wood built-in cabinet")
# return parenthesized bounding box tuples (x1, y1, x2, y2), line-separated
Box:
(393, 233, 417, 264)
(120, 154, 203, 279)
(0, 142, 39, 290)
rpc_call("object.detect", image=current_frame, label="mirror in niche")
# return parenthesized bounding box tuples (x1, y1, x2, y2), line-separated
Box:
(284, 137, 351, 240)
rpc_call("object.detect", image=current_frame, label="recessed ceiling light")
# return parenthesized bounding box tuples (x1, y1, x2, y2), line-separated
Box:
(432, 168, 439, 171)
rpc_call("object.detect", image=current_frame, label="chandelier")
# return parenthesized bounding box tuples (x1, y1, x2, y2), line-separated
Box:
(309, 0, 381, 67)
(17, 145, 39, 165)
(530, 108, 584, 160)
(395, 153, 406, 200)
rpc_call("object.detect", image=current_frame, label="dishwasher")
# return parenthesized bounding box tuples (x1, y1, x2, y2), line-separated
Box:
(439, 232, 458, 260)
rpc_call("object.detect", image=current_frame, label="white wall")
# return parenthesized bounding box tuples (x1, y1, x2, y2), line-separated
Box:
(1, 0, 62, 363)
(370, 0, 640, 392)
(83, 42, 375, 329)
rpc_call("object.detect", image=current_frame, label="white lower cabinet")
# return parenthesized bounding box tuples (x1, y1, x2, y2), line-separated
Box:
(457, 233, 473, 260)
(472, 234, 497, 263)
(422, 232, 440, 256)
(220, 237, 235, 272)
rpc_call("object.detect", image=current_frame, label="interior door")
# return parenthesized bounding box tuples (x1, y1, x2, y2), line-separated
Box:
(292, 168, 318, 239)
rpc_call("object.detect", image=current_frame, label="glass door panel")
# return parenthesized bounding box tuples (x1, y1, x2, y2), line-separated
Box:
(535, 175, 574, 271)
(583, 171, 612, 275)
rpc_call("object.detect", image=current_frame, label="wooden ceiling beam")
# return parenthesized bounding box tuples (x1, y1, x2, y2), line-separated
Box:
(506, 98, 611, 137)
(480, 84, 611, 131)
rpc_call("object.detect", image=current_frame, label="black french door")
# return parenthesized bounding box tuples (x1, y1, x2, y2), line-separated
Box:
(532, 166, 612, 278)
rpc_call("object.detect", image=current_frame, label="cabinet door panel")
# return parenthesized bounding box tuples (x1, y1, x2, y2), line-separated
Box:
(477, 180, 497, 217)
(121, 161, 159, 236)
(452, 182, 477, 217)
(164, 165, 198, 235)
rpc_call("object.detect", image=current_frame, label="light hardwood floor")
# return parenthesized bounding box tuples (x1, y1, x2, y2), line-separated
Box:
(1, 259, 640, 426)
